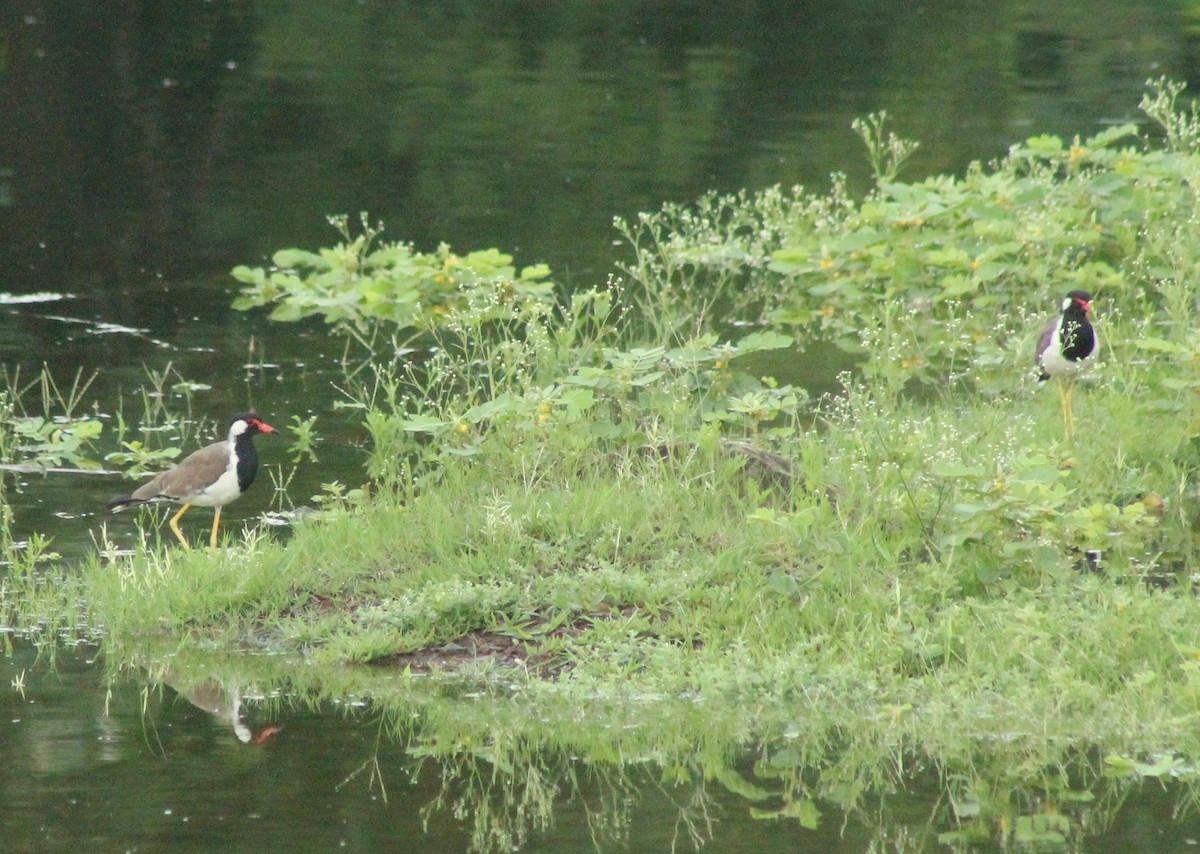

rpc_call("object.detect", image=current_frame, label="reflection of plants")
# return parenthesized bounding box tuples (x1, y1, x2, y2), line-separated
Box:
(114, 646, 1181, 854)
(0, 532, 76, 660)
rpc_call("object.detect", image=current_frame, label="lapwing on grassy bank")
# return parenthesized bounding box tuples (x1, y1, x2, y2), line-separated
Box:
(107, 413, 275, 550)
(1036, 290, 1097, 440)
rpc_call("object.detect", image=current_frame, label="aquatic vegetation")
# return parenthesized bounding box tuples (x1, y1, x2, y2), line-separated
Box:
(0, 367, 106, 473)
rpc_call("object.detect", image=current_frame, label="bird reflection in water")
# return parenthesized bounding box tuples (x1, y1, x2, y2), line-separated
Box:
(167, 675, 282, 745)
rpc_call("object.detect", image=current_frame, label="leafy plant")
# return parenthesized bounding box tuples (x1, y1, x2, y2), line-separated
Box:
(231, 213, 554, 332)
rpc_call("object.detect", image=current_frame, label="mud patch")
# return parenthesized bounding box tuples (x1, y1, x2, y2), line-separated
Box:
(368, 605, 642, 677)
(372, 629, 540, 673)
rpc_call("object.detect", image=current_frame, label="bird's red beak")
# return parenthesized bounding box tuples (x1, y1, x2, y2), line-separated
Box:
(255, 419, 275, 433)
(1076, 298, 1092, 313)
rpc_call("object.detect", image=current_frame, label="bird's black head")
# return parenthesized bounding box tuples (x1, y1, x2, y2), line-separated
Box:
(229, 412, 275, 437)
(1061, 290, 1093, 315)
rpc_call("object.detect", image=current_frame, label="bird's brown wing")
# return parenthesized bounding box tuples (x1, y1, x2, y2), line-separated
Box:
(129, 440, 231, 502)
(1035, 316, 1056, 365)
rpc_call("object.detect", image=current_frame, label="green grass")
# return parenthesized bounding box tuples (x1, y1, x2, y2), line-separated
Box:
(84, 373, 1200, 731)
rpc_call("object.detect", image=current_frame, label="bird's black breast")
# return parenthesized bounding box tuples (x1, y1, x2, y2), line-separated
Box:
(235, 435, 260, 493)
(1061, 317, 1096, 362)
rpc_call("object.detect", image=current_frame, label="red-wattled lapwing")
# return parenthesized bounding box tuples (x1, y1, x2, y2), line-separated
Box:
(1036, 290, 1098, 439)
(107, 413, 275, 549)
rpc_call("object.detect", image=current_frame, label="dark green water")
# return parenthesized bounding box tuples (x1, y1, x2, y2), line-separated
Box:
(2, 2, 1200, 850)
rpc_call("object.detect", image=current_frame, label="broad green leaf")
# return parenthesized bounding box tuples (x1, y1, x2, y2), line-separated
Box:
(560, 388, 595, 413)
(930, 461, 986, 478)
(736, 331, 794, 353)
(1136, 336, 1188, 354)
(230, 264, 265, 284)
(519, 263, 551, 280)
(1086, 123, 1138, 149)
(1023, 134, 1065, 155)
(465, 395, 516, 423)
(273, 248, 324, 269)
(400, 414, 447, 433)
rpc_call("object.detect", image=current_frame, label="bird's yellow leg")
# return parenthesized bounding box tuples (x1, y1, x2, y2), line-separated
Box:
(210, 507, 222, 550)
(1066, 381, 1076, 440)
(169, 503, 193, 551)
(1061, 380, 1077, 441)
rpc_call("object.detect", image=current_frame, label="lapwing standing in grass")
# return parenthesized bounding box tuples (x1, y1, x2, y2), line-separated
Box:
(107, 413, 275, 549)
(1036, 290, 1097, 440)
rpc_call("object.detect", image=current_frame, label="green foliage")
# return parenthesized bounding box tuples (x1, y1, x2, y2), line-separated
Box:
(852, 110, 920, 182)
(0, 363, 248, 479)
(610, 80, 1200, 407)
(384, 330, 800, 470)
(285, 414, 320, 462)
(0, 368, 105, 472)
(231, 213, 554, 331)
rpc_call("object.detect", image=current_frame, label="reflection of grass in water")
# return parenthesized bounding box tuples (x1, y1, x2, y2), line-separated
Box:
(102, 630, 1192, 853)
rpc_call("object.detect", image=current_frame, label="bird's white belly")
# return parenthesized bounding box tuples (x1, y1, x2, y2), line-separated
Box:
(189, 465, 242, 507)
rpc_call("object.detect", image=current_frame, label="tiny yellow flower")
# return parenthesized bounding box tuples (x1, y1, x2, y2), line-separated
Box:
(819, 304, 835, 318)
(819, 258, 834, 269)
(1068, 145, 1086, 162)
(971, 258, 982, 270)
